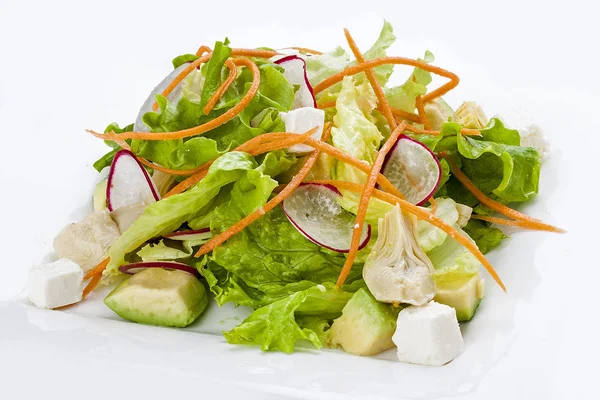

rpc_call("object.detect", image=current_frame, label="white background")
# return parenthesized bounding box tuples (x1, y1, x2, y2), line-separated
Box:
(0, 1, 598, 399)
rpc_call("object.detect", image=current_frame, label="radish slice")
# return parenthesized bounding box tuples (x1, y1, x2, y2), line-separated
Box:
(134, 63, 190, 132)
(381, 135, 442, 206)
(282, 183, 371, 253)
(107, 150, 160, 212)
(274, 55, 317, 109)
(119, 261, 199, 277)
(164, 228, 212, 241)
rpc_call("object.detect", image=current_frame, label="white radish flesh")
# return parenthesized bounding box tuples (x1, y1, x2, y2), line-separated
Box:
(282, 183, 371, 253)
(274, 55, 317, 109)
(381, 135, 442, 205)
(107, 150, 160, 212)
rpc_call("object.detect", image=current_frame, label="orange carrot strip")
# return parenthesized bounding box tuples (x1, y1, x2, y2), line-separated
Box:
(301, 137, 405, 199)
(415, 95, 431, 129)
(163, 128, 321, 197)
(429, 196, 438, 214)
(194, 126, 332, 257)
(391, 108, 422, 123)
(284, 47, 322, 55)
(307, 179, 506, 292)
(195, 45, 212, 57)
(313, 57, 459, 103)
(230, 48, 279, 58)
(88, 58, 260, 141)
(203, 59, 238, 115)
(84, 258, 109, 280)
(403, 124, 481, 136)
(152, 53, 213, 111)
(344, 29, 397, 130)
(82, 274, 102, 299)
(470, 214, 561, 232)
(336, 121, 407, 287)
(442, 155, 564, 233)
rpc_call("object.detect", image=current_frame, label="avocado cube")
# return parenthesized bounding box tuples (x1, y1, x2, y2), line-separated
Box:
(328, 288, 398, 356)
(105, 268, 208, 328)
(434, 273, 484, 322)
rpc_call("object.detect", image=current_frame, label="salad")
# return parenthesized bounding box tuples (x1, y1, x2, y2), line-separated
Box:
(27, 22, 562, 366)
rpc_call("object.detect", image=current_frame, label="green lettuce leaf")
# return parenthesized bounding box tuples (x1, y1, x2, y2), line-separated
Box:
(463, 219, 506, 254)
(92, 123, 134, 172)
(172, 54, 199, 69)
(417, 198, 460, 252)
(427, 226, 482, 285)
(106, 152, 261, 273)
(137, 240, 193, 261)
(384, 50, 434, 113)
(223, 282, 361, 353)
(457, 130, 541, 203)
(331, 76, 382, 183)
(203, 205, 362, 309)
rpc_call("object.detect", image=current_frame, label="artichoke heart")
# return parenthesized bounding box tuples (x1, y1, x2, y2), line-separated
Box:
(363, 205, 435, 305)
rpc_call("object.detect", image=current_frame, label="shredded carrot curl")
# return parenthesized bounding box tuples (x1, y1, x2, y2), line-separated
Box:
(195, 45, 212, 57)
(470, 214, 561, 232)
(152, 53, 213, 111)
(230, 48, 279, 58)
(88, 58, 260, 141)
(194, 126, 332, 257)
(284, 47, 322, 55)
(84, 258, 109, 280)
(82, 274, 102, 299)
(344, 29, 397, 130)
(313, 56, 459, 103)
(163, 127, 321, 197)
(442, 155, 564, 233)
(403, 124, 481, 136)
(336, 121, 408, 287)
(415, 95, 431, 129)
(307, 179, 506, 292)
(429, 196, 439, 214)
(203, 59, 238, 115)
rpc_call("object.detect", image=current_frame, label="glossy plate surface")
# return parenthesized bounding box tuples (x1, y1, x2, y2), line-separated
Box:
(0, 1, 596, 399)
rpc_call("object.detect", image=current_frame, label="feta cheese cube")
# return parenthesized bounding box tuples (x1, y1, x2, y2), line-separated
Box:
(28, 259, 84, 309)
(279, 107, 324, 154)
(392, 301, 463, 366)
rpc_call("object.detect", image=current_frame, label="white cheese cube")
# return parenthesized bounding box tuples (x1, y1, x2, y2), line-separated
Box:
(28, 259, 84, 309)
(494, 109, 549, 160)
(279, 107, 324, 154)
(392, 301, 463, 366)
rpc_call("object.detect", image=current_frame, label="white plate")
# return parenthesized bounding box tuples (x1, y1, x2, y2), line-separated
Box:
(0, 1, 597, 399)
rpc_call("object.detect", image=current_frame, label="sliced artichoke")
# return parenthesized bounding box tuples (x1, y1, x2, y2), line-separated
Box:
(453, 101, 488, 129)
(455, 203, 473, 228)
(363, 205, 436, 305)
(53, 210, 120, 272)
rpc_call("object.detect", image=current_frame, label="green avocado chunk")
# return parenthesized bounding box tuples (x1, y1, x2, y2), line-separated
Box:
(434, 273, 484, 321)
(104, 268, 208, 328)
(327, 288, 398, 356)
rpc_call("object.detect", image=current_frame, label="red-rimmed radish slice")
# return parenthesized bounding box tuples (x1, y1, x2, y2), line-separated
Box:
(282, 183, 371, 253)
(107, 150, 160, 212)
(274, 55, 317, 109)
(134, 63, 190, 132)
(381, 135, 442, 206)
(164, 228, 212, 241)
(119, 261, 199, 277)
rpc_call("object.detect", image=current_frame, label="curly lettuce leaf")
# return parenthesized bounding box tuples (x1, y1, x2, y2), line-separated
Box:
(463, 219, 506, 254)
(202, 205, 362, 308)
(384, 50, 434, 113)
(172, 54, 199, 69)
(304, 20, 396, 95)
(457, 130, 541, 203)
(427, 226, 482, 285)
(106, 152, 262, 273)
(137, 240, 193, 261)
(331, 76, 382, 183)
(223, 282, 362, 353)
(417, 198, 460, 252)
